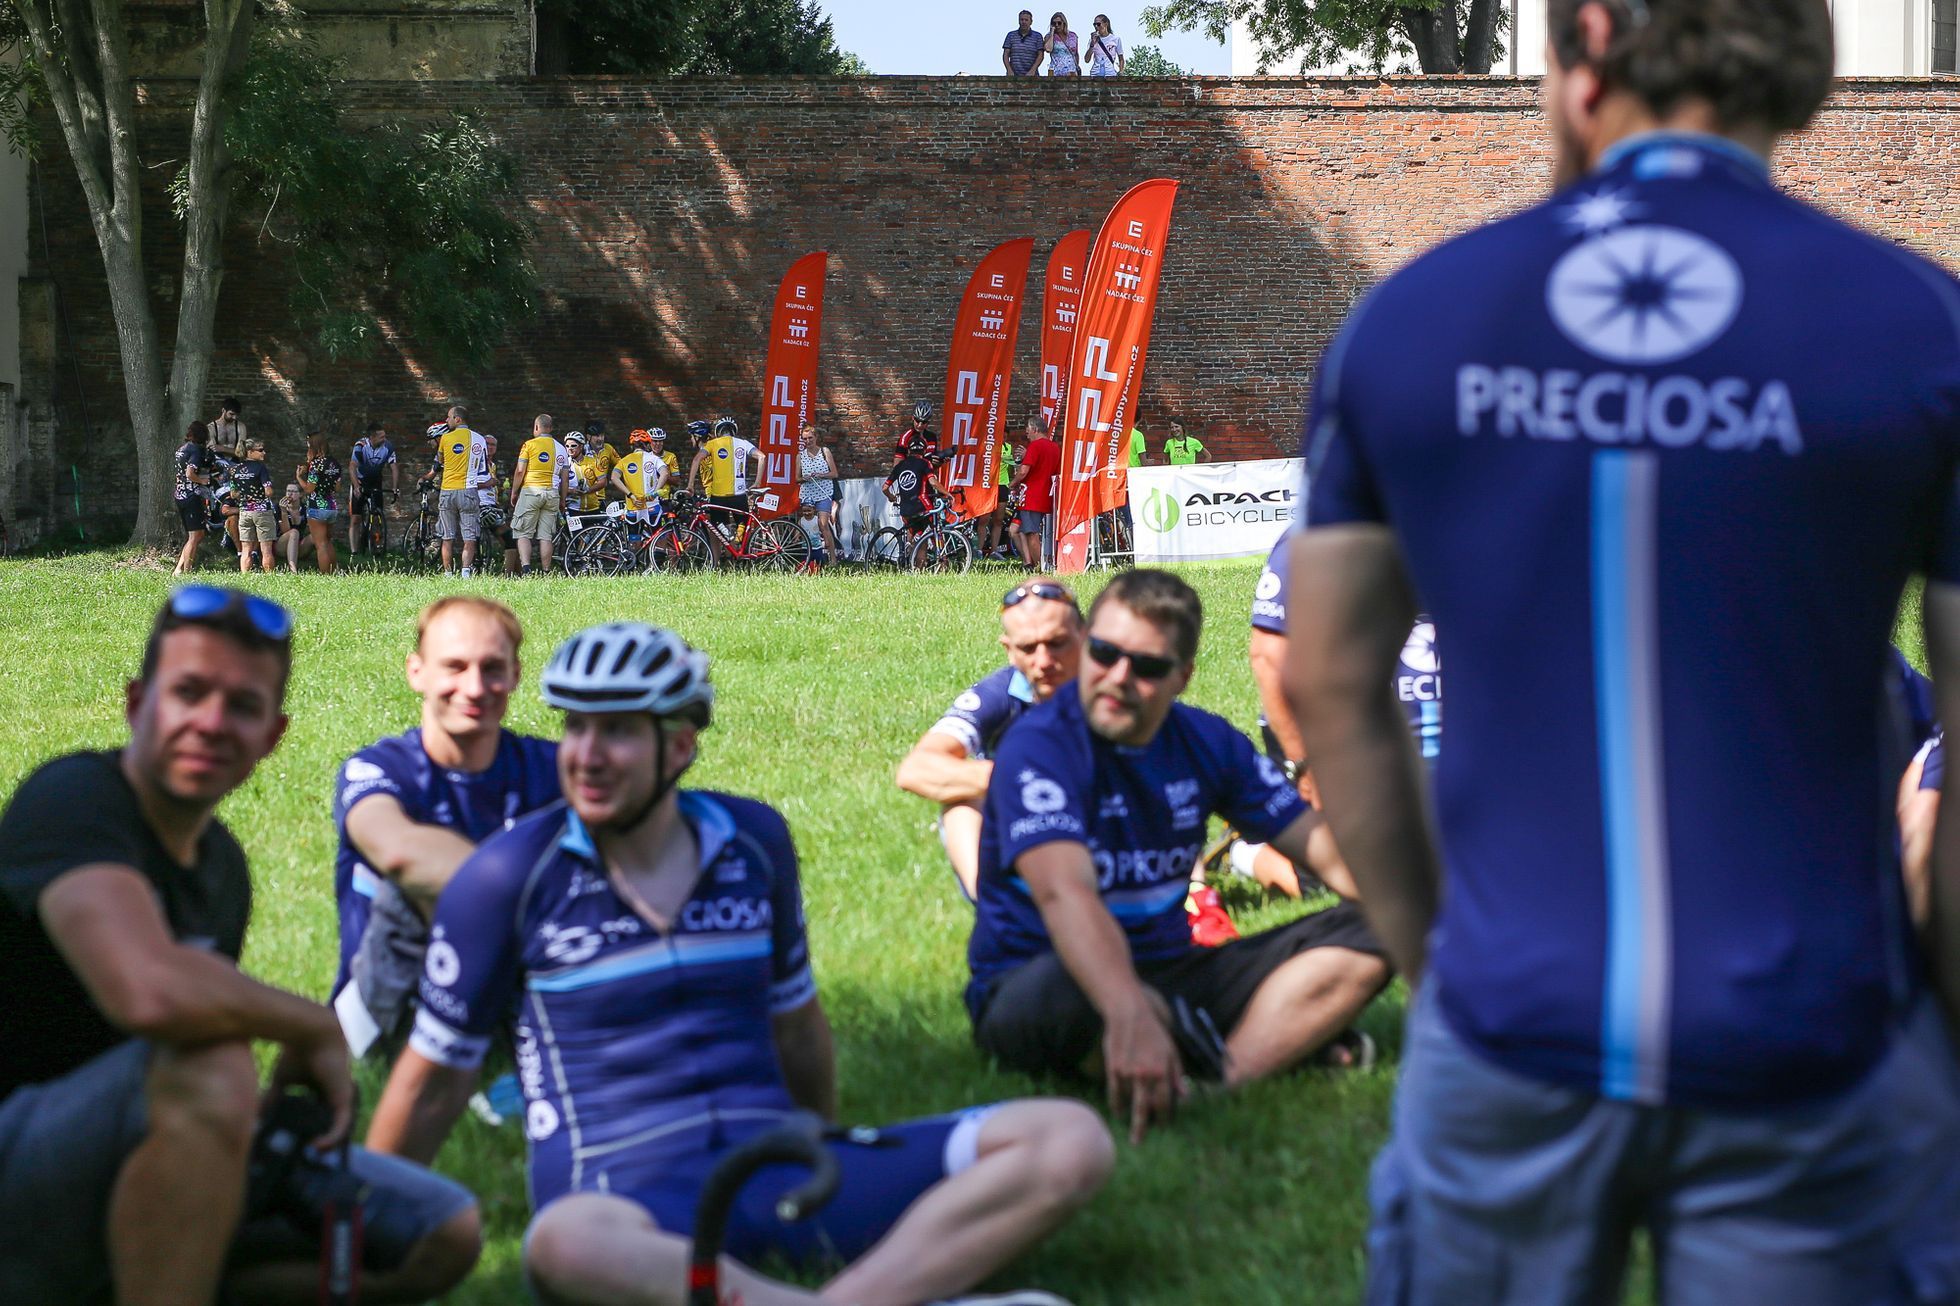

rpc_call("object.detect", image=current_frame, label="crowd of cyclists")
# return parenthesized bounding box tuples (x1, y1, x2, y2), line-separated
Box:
(169, 397, 1079, 579)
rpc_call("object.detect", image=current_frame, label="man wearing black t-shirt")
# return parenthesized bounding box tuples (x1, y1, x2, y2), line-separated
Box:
(0, 587, 479, 1305)
(884, 449, 944, 532)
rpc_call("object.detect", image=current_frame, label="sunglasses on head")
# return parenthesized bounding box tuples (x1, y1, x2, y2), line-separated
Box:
(168, 585, 294, 642)
(1003, 581, 1076, 609)
(1086, 635, 1178, 681)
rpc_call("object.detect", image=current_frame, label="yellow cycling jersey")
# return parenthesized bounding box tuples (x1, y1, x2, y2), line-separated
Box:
(697, 436, 755, 497)
(572, 454, 608, 511)
(617, 454, 663, 507)
(437, 428, 478, 491)
(652, 450, 680, 499)
(516, 435, 560, 490)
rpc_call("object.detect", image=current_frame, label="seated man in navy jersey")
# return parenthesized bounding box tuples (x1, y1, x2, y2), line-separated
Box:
(897, 580, 1085, 900)
(332, 595, 560, 1057)
(368, 622, 1110, 1306)
(967, 570, 1392, 1140)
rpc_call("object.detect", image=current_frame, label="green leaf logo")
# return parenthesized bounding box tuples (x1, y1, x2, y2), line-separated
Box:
(1142, 487, 1180, 534)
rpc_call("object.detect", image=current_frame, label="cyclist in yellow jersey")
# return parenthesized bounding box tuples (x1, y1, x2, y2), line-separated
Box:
(428, 405, 486, 575)
(512, 413, 571, 574)
(689, 416, 761, 524)
(584, 421, 620, 483)
(565, 434, 606, 512)
(609, 429, 668, 511)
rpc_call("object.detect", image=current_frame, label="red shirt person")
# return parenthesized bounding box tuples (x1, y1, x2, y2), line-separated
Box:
(1008, 415, 1062, 568)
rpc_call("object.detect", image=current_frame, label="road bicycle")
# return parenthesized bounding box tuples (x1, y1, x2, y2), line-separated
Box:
(399, 477, 443, 570)
(563, 501, 662, 575)
(655, 491, 810, 573)
(866, 497, 973, 574)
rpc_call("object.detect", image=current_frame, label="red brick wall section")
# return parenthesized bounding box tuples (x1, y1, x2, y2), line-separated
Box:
(24, 76, 1960, 529)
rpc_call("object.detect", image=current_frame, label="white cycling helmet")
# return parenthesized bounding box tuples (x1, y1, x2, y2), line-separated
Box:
(541, 623, 714, 724)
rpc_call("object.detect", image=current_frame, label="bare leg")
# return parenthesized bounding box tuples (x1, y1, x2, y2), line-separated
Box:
(259, 542, 276, 573)
(238, 539, 253, 573)
(462, 538, 478, 573)
(348, 512, 360, 554)
(1223, 948, 1389, 1085)
(818, 511, 840, 560)
(540, 533, 555, 570)
(441, 537, 455, 573)
(283, 529, 301, 572)
(939, 801, 984, 901)
(108, 1042, 257, 1306)
(517, 535, 534, 568)
(174, 530, 204, 575)
(525, 1194, 816, 1306)
(225, 1207, 481, 1305)
(821, 1099, 1112, 1305)
(309, 520, 336, 574)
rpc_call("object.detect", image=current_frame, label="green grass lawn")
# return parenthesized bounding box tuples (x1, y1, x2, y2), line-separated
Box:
(0, 553, 1930, 1304)
(0, 554, 1399, 1304)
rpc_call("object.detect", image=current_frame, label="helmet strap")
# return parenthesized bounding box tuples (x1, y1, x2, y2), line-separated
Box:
(614, 715, 692, 834)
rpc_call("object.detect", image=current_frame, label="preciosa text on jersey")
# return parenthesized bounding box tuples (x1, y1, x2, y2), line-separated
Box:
(1456, 364, 1804, 454)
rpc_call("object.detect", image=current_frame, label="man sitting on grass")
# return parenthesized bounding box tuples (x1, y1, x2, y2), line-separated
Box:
(966, 570, 1391, 1140)
(0, 586, 478, 1305)
(332, 596, 560, 1060)
(897, 580, 1085, 901)
(369, 622, 1111, 1306)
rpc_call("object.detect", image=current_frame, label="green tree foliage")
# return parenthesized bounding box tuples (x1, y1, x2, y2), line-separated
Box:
(1125, 43, 1187, 76)
(190, 33, 537, 369)
(536, 0, 868, 75)
(1142, 0, 1504, 75)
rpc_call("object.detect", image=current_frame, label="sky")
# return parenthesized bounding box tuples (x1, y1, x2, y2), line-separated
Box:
(821, 1, 1231, 76)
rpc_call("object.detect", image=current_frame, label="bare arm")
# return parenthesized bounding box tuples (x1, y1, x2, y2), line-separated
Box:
(1923, 582, 1960, 1030)
(1901, 755, 1938, 929)
(1263, 805, 1361, 902)
(41, 866, 353, 1143)
(895, 731, 993, 804)
(344, 794, 478, 909)
(365, 1047, 477, 1165)
(1003, 47, 1014, 74)
(769, 998, 838, 1122)
(1285, 525, 1438, 979)
(1250, 627, 1308, 764)
(1019, 841, 1182, 1140)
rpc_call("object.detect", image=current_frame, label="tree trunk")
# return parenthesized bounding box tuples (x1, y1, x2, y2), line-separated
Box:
(1399, 2, 1463, 73)
(18, 0, 253, 548)
(1462, 0, 1499, 73)
(163, 0, 256, 523)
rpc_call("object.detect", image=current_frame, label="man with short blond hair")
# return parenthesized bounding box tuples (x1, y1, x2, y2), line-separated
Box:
(332, 595, 560, 1057)
(512, 414, 573, 575)
(898, 579, 1084, 900)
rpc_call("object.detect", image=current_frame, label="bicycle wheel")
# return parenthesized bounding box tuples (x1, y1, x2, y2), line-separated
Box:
(909, 529, 972, 574)
(755, 519, 813, 572)
(649, 525, 715, 574)
(567, 524, 629, 576)
(867, 527, 907, 570)
(365, 511, 388, 559)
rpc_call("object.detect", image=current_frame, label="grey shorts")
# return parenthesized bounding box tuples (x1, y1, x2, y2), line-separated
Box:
(0, 1041, 475, 1305)
(1017, 509, 1049, 535)
(438, 488, 481, 541)
(511, 488, 561, 539)
(1366, 985, 1960, 1306)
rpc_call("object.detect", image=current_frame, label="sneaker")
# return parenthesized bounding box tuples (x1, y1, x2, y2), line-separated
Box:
(1185, 884, 1239, 947)
(1313, 1028, 1379, 1072)
(459, 567, 474, 578)
(929, 1293, 1072, 1306)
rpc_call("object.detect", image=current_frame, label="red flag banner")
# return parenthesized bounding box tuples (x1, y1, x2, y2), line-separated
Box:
(755, 251, 827, 519)
(942, 238, 1034, 522)
(1056, 181, 1179, 572)
(1039, 230, 1091, 437)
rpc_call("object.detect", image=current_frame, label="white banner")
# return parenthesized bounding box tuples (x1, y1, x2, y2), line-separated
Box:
(1130, 457, 1303, 563)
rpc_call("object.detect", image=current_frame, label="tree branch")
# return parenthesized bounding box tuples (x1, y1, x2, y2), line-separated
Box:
(1462, 0, 1498, 73)
(14, 0, 112, 212)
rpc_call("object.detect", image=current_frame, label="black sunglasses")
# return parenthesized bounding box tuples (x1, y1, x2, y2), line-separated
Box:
(168, 585, 294, 641)
(1086, 635, 1178, 681)
(1003, 581, 1077, 610)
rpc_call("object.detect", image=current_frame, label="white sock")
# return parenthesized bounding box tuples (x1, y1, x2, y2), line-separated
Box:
(460, 567, 474, 577)
(1229, 840, 1264, 878)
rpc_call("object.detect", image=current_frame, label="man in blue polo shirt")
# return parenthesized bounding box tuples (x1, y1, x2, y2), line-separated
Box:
(968, 570, 1390, 1140)
(1285, 0, 1960, 1299)
(332, 595, 560, 1058)
(897, 580, 1084, 900)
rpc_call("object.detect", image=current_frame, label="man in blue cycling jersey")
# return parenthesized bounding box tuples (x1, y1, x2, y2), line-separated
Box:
(897, 580, 1085, 901)
(1227, 528, 1437, 898)
(367, 622, 1111, 1306)
(1285, 1, 1960, 1298)
(968, 570, 1391, 1140)
(348, 421, 400, 555)
(332, 595, 560, 1058)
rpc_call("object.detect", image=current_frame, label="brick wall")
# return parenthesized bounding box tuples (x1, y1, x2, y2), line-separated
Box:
(22, 75, 1960, 535)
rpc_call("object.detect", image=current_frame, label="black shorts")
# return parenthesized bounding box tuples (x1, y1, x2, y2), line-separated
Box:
(971, 904, 1385, 1079)
(902, 510, 933, 533)
(351, 485, 387, 515)
(709, 493, 749, 520)
(175, 497, 207, 533)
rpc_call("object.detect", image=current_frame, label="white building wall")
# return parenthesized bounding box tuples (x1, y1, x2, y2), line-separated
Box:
(1230, 0, 1942, 77)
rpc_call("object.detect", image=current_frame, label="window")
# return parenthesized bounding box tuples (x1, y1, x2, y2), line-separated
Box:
(1938, 0, 1957, 74)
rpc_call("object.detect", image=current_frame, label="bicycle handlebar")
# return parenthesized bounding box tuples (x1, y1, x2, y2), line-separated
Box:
(687, 1112, 838, 1306)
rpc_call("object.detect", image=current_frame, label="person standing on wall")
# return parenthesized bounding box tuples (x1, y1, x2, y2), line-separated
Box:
(1003, 9, 1046, 75)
